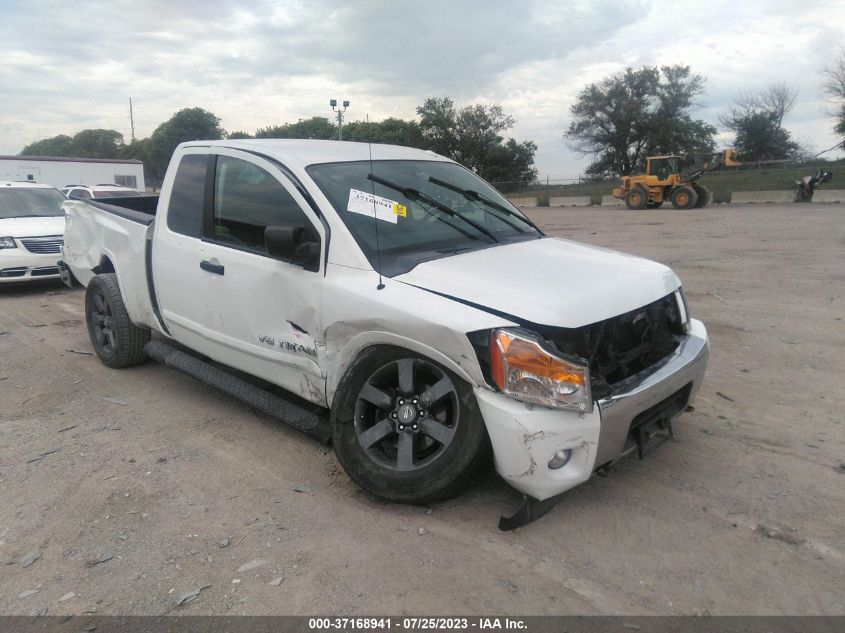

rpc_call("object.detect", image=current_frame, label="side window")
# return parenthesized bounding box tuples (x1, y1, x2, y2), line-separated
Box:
(115, 175, 138, 189)
(210, 155, 315, 253)
(71, 189, 91, 199)
(167, 154, 208, 237)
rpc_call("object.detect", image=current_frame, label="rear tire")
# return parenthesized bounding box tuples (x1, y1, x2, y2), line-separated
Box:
(692, 184, 710, 208)
(85, 273, 150, 368)
(331, 346, 491, 504)
(625, 187, 648, 210)
(671, 185, 698, 210)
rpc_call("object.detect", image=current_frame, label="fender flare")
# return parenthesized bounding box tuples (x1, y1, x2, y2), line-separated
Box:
(325, 330, 482, 410)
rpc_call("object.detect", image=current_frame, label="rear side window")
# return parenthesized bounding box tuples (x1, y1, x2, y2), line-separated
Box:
(210, 155, 314, 253)
(167, 154, 208, 237)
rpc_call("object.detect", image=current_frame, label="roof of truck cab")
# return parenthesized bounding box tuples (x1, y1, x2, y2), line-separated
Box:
(179, 139, 453, 169)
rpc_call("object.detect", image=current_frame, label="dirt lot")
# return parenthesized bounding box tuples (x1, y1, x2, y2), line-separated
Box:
(1, 202, 843, 616)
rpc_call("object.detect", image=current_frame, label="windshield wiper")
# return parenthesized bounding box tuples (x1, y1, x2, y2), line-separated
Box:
(367, 174, 500, 243)
(427, 176, 543, 235)
(363, 176, 478, 242)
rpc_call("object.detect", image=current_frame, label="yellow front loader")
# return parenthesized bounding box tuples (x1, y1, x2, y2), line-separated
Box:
(612, 149, 742, 210)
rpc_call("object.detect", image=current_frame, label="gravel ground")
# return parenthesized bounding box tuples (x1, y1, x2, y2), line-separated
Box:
(0, 202, 843, 616)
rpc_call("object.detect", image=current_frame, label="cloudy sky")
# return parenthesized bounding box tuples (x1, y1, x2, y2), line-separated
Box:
(1, 0, 843, 180)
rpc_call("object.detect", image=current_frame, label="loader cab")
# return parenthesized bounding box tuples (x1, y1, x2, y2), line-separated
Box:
(646, 156, 680, 183)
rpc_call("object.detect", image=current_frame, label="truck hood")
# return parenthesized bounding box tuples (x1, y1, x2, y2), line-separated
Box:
(0, 216, 65, 238)
(394, 237, 681, 328)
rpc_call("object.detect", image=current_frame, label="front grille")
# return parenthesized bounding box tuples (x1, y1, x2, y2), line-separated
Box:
(540, 293, 685, 397)
(20, 236, 63, 254)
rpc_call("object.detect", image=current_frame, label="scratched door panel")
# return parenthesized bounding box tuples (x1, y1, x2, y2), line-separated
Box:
(195, 149, 327, 405)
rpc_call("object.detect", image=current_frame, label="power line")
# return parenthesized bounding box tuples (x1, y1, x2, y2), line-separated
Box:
(129, 98, 136, 143)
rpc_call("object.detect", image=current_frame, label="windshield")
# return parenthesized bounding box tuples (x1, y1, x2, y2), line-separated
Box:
(649, 157, 678, 179)
(94, 190, 141, 198)
(307, 160, 540, 275)
(0, 187, 66, 219)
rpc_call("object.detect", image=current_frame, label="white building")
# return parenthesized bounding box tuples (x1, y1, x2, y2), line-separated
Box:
(0, 156, 145, 191)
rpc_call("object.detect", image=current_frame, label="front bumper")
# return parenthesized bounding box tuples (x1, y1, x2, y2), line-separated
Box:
(477, 318, 709, 500)
(0, 249, 62, 283)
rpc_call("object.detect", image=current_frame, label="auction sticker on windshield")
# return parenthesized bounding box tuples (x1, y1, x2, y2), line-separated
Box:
(347, 188, 406, 224)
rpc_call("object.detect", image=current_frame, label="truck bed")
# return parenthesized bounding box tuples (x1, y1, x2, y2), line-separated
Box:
(84, 195, 159, 225)
(62, 197, 161, 332)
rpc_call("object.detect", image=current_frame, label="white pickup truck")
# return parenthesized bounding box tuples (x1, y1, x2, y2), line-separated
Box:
(61, 140, 709, 528)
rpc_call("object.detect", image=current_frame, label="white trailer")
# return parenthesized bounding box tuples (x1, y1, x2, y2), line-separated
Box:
(0, 156, 145, 191)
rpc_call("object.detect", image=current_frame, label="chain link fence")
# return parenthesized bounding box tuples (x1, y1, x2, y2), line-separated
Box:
(491, 158, 845, 205)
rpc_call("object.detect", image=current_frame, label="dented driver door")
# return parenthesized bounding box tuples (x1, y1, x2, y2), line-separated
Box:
(194, 148, 326, 405)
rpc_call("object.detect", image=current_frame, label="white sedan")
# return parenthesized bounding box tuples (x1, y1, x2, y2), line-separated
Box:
(0, 181, 66, 283)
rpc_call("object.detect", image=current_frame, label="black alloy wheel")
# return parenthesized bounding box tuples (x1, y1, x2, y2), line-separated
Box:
(84, 273, 150, 368)
(354, 358, 459, 472)
(90, 288, 116, 355)
(331, 347, 491, 504)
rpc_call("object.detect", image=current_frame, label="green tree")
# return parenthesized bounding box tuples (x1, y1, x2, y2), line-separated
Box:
(342, 117, 425, 148)
(416, 98, 535, 183)
(719, 84, 800, 160)
(227, 130, 253, 139)
(730, 112, 799, 161)
(565, 65, 716, 177)
(71, 129, 125, 158)
(20, 129, 125, 158)
(120, 137, 151, 164)
(21, 134, 76, 156)
(146, 107, 225, 180)
(416, 97, 459, 158)
(483, 139, 538, 185)
(254, 117, 335, 139)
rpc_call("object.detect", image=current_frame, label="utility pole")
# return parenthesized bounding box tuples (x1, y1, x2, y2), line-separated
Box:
(129, 98, 136, 143)
(329, 99, 350, 140)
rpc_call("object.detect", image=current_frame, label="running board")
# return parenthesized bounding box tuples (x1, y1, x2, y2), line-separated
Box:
(143, 340, 331, 443)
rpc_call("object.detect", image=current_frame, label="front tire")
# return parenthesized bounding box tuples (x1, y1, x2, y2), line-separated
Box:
(332, 347, 491, 504)
(85, 273, 150, 368)
(671, 185, 698, 209)
(625, 187, 648, 210)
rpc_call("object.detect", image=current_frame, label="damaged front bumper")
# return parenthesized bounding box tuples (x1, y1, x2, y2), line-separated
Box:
(476, 318, 709, 502)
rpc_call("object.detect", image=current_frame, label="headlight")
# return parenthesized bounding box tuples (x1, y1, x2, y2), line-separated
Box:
(0, 236, 17, 249)
(490, 329, 592, 412)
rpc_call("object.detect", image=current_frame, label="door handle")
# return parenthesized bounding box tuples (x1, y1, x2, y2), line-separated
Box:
(200, 260, 225, 275)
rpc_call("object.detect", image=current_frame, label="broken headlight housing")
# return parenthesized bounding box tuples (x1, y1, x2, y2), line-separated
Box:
(674, 288, 690, 332)
(490, 329, 592, 412)
(0, 236, 17, 249)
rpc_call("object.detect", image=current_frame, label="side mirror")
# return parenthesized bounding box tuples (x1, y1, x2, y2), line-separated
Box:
(264, 224, 319, 268)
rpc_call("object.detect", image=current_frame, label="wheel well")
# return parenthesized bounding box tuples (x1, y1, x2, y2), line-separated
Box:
(332, 344, 395, 421)
(92, 256, 115, 275)
(331, 343, 472, 422)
